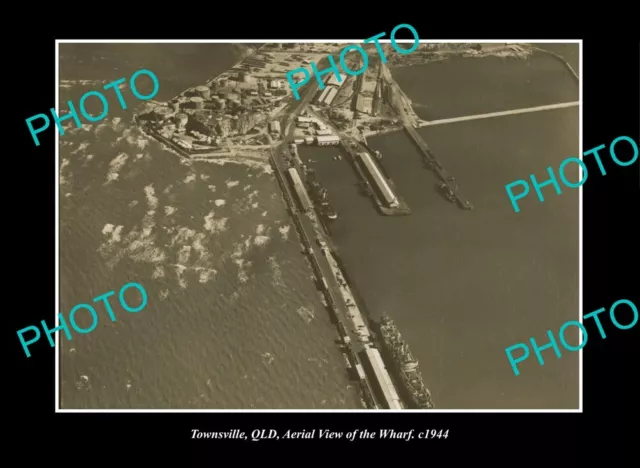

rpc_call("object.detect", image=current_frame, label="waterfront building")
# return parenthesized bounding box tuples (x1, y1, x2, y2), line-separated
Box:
(269, 121, 281, 135)
(153, 106, 173, 120)
(195, 85, 211, 99)
(356, 95, 373, 114)
(174, 113, 189, 130)
(357, 151, 399, 207)
(316, 135, 340, 146)
(362, 348, 402, 409)
(316, 86, 331, 105)
(287, 167, 312, 212)
(190, 97, 204, 110)
(326, 73, 347, 88)
(323, 87, 338, 106)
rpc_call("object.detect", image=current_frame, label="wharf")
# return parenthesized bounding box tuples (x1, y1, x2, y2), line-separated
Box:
(270, 148, 403, 409)
(339, 140, 411, 216)
(403, 124, 473, 210)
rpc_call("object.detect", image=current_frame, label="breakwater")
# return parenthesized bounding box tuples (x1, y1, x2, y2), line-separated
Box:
(527, 45, 579, 82)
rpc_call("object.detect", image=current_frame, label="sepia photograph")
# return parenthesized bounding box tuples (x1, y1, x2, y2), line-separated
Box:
(56, 40, 580, 411)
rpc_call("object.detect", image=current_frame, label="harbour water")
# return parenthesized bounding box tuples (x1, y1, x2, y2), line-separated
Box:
(59, 44, 360, 409)
(299, 47, 580, 409)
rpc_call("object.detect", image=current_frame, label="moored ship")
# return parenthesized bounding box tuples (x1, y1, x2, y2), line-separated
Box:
(307, 171, 338, 220)
(378, 315, 434, 409)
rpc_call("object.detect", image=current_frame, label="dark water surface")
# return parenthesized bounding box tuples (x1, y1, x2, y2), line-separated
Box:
(300, 46, 580, 409)
(393, 50, 578, 120)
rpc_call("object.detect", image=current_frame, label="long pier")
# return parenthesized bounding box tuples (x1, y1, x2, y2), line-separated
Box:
(417, 101, 580, 128)
(403, 124, 473, 210)
(270, 148, 403, 409)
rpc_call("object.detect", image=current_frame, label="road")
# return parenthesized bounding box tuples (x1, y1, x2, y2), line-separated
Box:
(280, 78, 319, 144)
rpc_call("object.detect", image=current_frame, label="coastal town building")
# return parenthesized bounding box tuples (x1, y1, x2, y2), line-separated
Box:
(317, 135, 340, 146)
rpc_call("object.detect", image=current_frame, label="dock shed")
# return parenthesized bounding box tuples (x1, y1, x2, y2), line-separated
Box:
(357, 152, 399, 207)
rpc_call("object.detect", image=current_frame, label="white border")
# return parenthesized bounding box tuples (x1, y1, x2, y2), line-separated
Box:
(55, 39, 583, 413)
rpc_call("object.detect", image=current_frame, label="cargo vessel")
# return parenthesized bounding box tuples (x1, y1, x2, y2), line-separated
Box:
(307, 170, 338, 220)
(378, 315, 434, 409)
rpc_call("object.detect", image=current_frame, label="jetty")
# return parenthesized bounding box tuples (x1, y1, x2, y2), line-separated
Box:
(403, 124, 473, 211)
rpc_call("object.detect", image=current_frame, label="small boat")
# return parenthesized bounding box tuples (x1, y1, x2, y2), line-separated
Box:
(437, 181, 456, 202)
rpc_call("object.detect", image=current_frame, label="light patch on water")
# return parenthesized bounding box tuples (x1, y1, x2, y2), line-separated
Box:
(296, 306, 315, 324)
(178, 245, 192, 264)
(192, 233, 210, 262)
(207, 185, 216, 192)
(60, 79, 106, 87)
(128, 200, 139, 209)
(95, 122, 109, 135)
(254, 235, 270, 246)
(262, 211, 268, 217)
(144, 185, 159, 210)
(261, 352, 275, 365)
(102, 225, 123, 244)
(243, 185, 251, 191)
(175, 264, 188, 289)
(60, 158, 71, 187)
(268, 256, 284, 287)
(75, 374, 91, 391)
(204, 211, 228, 234)
(136, 153, 145, 160)
(200, 174, 209, 181)
(71, 142, 89, 155)
(238, 270, 249, 283)
(127, 241, 166, 265)
(256, 224, 266, 235)
(152, 265, 165, 279)
(171, 227, 196, 246)
(163, 184, 173, 195)
(251, 202, 259, 209)
(226, 180, 239, 188)
(279, 225, 290, 241)
(159, 289, 169, 300)
(125, 132, 149, 149)
(102, 224, 114, 235)
(104, 152, 129, 184)
(192, 157, 272, 174)
(196, 267, 217, 284)
(214, 199, 226, 207)
(164, 206, 177, 216)
(184, 173, 197, 184)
